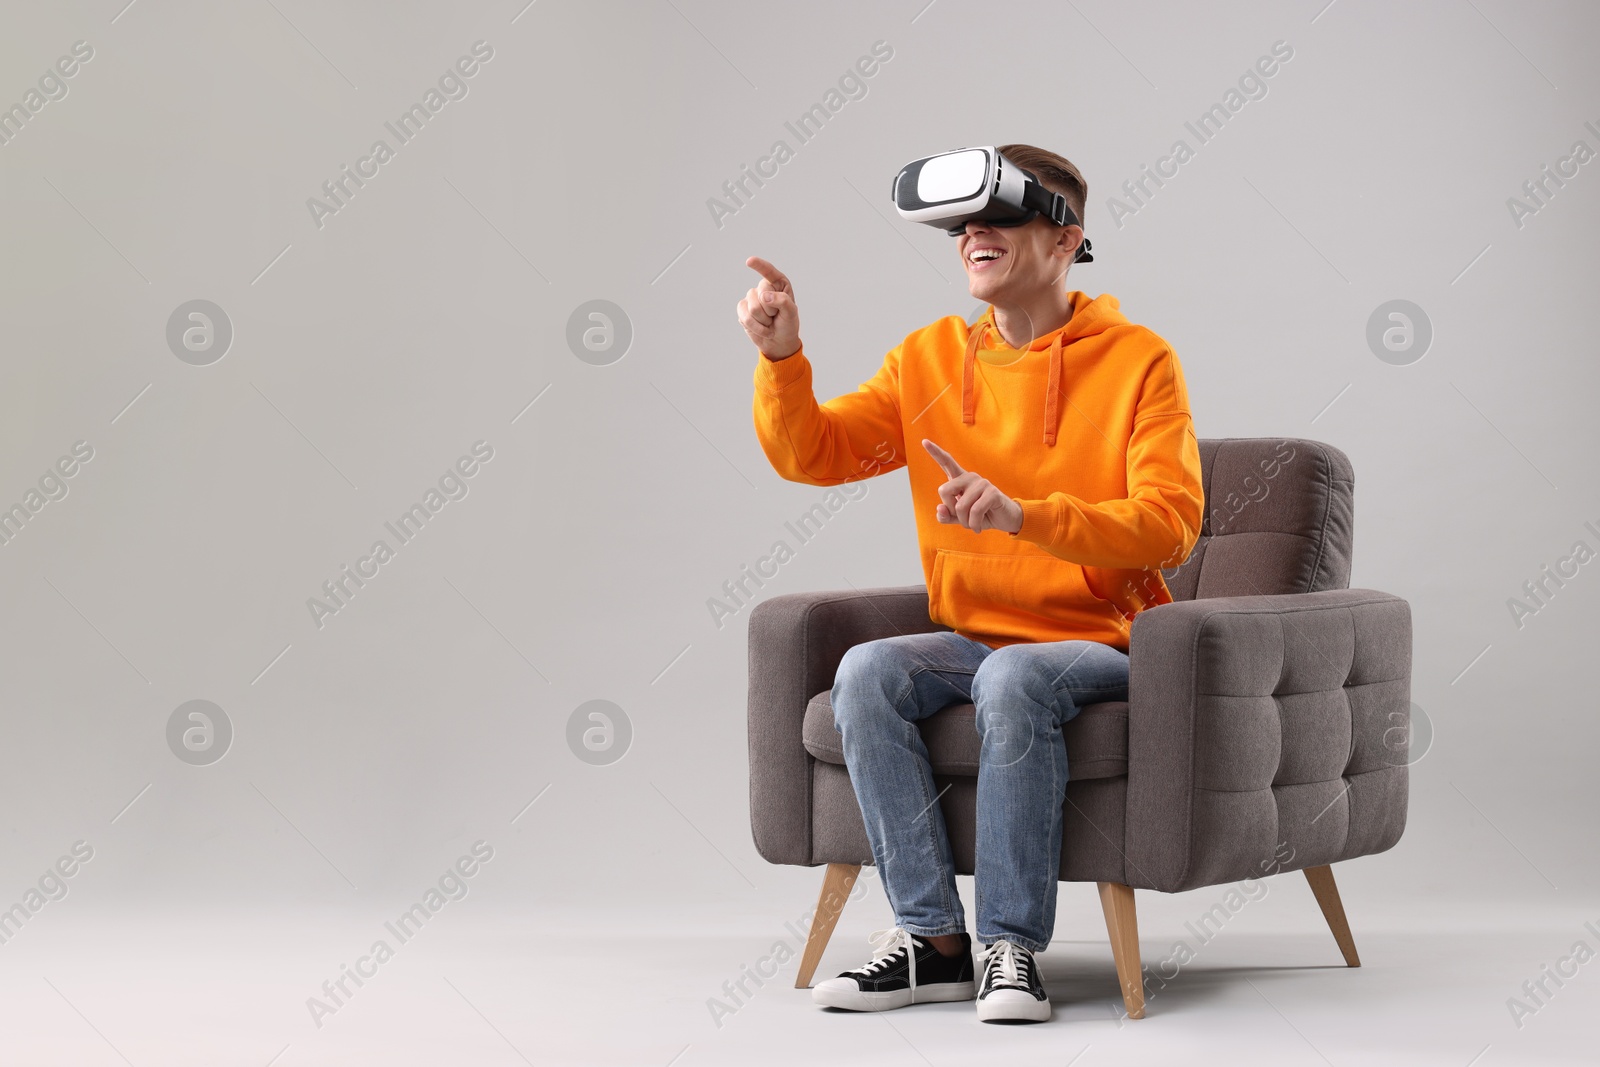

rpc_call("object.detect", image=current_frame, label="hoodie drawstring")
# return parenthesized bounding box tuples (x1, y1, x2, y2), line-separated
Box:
(962, 320, 1065, 447)
(961, 322, 984, 428)
(1042, 332, 1063, 447)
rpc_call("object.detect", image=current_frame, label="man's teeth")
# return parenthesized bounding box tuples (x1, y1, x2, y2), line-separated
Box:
(969, 248, 1003, 262)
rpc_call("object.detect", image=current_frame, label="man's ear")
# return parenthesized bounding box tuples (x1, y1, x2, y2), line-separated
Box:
(1056, 224, 1085, 262)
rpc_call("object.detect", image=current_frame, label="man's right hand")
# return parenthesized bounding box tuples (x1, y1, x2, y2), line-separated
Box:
(738, 256, 801, 359)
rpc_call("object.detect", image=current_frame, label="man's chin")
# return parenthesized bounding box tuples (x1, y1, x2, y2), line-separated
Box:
(967, 279, 1004, 303)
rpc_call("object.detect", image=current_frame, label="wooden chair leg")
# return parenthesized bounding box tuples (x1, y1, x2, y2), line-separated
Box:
(1303, 865, 1361, 967)
(1097, 881, 1145, 1019)
(794, 863, 861, 988)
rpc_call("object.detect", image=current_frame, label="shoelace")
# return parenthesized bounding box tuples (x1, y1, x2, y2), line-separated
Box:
(981, 939, 1033, 991)
(855, 927, 918, 989)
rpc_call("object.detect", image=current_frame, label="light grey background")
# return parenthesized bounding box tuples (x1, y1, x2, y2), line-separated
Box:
(0, 0, 1596, 1063)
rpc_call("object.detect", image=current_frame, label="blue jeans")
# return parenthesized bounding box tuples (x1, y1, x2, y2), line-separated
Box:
(831, 631, 1130, 953)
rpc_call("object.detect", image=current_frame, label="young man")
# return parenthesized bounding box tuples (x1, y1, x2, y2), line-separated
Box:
(738, 144, 1204, 1023)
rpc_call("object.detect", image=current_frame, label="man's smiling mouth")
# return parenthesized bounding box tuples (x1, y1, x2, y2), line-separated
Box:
(967, 246, 1006, 270)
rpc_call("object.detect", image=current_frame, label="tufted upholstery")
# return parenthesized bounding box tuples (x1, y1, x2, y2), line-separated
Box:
(1163, 437, 1354, 602)
(746, 438, 1411, 894)
(1124, 587, 1410, 892)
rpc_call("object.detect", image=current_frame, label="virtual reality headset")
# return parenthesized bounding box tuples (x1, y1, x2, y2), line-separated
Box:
(893, 146, 1093, 262)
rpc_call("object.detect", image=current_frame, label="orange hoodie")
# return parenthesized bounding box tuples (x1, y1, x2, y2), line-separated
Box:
(751, 291, 1204, 651)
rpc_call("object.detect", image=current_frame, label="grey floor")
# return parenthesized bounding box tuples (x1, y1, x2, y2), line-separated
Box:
(3, 875, 1595, 1065)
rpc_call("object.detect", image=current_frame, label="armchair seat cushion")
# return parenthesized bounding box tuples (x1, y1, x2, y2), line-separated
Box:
(802, 691, 1130, 781)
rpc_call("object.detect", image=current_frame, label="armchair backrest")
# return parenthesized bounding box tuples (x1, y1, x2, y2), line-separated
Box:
(1164, 438, 1355, 602)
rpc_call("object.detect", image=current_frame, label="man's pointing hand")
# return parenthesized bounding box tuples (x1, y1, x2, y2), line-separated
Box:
(738, 256, 801, 359)
(922, 439, 1023, 535)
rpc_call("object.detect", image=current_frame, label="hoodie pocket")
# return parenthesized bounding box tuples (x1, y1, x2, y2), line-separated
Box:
(928, 548, 1117, 632)
(1082, 565, 1166, 618)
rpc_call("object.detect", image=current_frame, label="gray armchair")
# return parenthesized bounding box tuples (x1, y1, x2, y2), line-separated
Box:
(746, 437, 1412, 1018)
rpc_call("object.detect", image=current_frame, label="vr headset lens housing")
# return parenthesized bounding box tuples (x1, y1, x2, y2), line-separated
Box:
(913, 148, 991, 205)
(893, 146, 1093, 261)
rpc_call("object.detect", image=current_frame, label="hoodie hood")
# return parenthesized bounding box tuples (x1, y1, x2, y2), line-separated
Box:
(962, 292, 1130, 446)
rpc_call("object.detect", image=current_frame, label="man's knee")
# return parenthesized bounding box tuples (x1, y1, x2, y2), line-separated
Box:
(833, 640, 908, 730)
(972, 648, 1057, 759)
(971, 644, 1050, 705)
(836, 639, 902, 688)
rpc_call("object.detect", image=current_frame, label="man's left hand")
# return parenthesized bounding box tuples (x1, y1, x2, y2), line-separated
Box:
(922, 439, 1023, 535)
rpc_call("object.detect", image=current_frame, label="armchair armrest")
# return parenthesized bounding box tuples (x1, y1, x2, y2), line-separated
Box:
(747, 586, 947, 866)
(1124, 588, 1412, 893)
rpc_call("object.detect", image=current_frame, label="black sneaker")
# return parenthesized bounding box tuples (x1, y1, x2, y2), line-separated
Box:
(976, 939, 1050, 1022)
(812, 928, 975, 1011)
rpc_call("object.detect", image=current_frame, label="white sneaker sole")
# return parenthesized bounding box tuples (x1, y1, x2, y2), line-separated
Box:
(812, 979, 976, 1012)
(977, 988, 1052, 1022)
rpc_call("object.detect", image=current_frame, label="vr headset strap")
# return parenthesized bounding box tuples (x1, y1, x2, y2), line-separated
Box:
(1019, 177, 1093, 262)
(1020, 180, 1077, 229)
